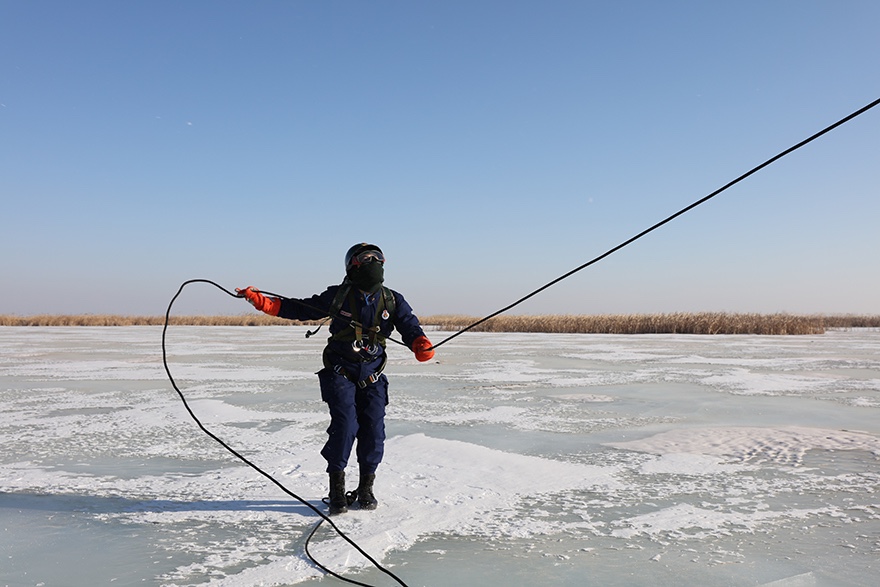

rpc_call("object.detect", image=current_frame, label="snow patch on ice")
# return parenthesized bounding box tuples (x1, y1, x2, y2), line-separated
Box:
(610, 502, 831, 539)
(550, 393, 615, 402)
(607, 426, 880, 465)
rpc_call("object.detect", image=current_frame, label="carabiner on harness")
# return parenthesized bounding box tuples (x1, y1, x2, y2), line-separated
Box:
(352, 339, 382, 357)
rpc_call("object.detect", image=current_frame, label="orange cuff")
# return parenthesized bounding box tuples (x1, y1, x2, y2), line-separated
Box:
(259, 296, 281, 317)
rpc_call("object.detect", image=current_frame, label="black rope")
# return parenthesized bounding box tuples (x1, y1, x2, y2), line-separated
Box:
(162, 278, 410, 587)
(160, 96, 878, 583)
(428, 96, 880, 350)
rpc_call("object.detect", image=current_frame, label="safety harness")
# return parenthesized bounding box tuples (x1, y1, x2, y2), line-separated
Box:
(322, 282, 397, 389)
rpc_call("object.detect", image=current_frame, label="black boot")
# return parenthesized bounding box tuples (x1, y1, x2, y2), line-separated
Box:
(356, 473, 378, 510)
(328, 471, 348, 515)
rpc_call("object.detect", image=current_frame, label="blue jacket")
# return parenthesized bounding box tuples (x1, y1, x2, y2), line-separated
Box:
(277, 284, 427, 382)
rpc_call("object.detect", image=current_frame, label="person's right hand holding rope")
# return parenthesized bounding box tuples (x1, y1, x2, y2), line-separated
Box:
(236, 287, 281, 316)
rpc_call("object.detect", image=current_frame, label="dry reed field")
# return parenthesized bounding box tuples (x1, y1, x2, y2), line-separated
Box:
(424, 313, 880, 335)
(0, 314, 301, 327)
(1, 313, 879, 334)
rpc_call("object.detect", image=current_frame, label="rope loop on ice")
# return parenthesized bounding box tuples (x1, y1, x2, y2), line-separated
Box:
(162, 278, 411, 587)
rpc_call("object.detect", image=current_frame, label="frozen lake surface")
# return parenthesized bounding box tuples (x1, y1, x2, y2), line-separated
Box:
(1, 326, 878, 586)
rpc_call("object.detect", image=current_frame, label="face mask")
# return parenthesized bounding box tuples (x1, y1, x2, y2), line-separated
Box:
(347, 262, 384, 293)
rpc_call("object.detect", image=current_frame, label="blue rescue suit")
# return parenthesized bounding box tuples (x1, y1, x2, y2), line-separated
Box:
(277, 284, 428, 474)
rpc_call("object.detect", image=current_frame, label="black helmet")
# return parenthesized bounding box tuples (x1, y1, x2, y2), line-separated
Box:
(345, 243, 385, 270)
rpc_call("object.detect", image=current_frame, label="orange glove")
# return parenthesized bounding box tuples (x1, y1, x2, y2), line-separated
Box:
(412, 335, 435, 362)
(235, 286, 281, 317)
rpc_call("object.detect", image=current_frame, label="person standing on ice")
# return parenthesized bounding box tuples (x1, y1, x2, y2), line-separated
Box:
(237, 243, 435, 515)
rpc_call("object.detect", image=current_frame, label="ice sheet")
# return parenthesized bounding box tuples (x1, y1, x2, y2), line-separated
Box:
(1, 327, 878, 586)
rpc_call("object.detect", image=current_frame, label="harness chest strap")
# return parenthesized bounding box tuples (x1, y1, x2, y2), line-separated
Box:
(324, 284, 396, 387)
(328, 285, 395, 348)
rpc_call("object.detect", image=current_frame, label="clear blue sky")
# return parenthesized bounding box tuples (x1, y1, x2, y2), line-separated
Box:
(2, 1, 878, 317)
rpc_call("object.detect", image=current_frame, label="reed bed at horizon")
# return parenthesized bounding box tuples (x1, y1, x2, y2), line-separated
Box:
(2, 313, 879, 335)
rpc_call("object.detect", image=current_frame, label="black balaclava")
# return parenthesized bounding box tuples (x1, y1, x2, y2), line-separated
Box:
(347, 261, 384, 293)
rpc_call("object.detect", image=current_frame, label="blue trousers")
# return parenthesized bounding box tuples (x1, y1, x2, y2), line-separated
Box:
(317, 367, 388, 474)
